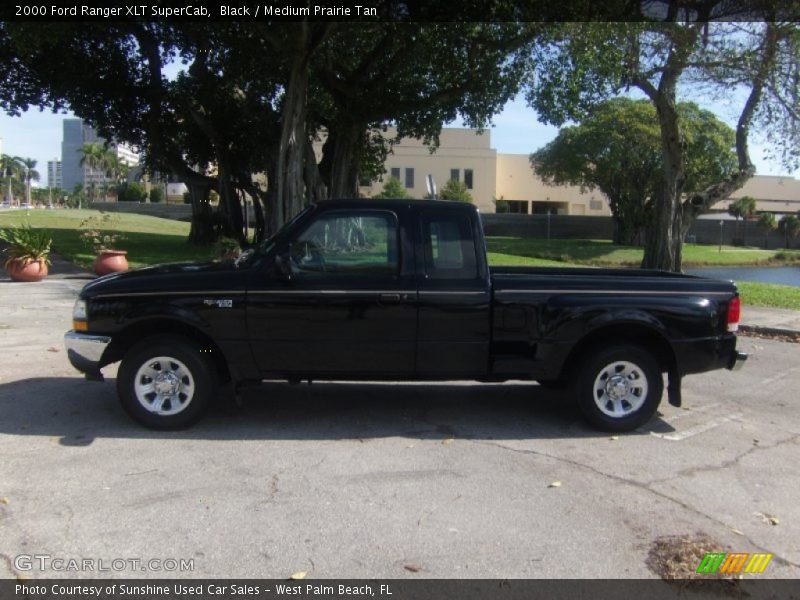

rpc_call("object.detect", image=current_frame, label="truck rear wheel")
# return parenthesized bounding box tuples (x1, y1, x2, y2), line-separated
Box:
(573, 344, 663, 432)
(117, 335, 215, 430)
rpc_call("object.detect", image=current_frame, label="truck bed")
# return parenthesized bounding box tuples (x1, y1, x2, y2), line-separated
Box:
(490, 265, 737, 296)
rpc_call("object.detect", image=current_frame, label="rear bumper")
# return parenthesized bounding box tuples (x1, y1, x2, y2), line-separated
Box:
(728, 350, 748, 371)
(64, 331, 111, 381)
(673, 334, 746, 376)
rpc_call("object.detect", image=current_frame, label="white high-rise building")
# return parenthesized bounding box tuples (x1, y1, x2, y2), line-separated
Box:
(47, 159, 63, 189)
(61, 118, 139, 192)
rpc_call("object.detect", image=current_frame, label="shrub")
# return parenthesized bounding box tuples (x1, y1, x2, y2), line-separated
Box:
(0, 224, 52, 267)
(439, 179, 473, 203)
(213, 236, 242, 260)
(149, 187, 164, 203)
(117, 182, 147, 203)
(373, 176, 410, 199)
(78, 213, 126, 253)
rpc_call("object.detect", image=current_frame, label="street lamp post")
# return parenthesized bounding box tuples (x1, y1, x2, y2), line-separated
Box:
(719, 220, 724, 253)
(24, 165, 31, 208)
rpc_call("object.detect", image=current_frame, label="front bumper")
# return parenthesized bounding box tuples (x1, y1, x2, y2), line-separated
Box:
(64, 331, 111, 381)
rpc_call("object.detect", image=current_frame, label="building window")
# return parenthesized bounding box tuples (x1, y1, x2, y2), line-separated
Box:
(405, 168, 414, 189)
(507, 200, 529, 214)
(390, 167, 401, 181)
(464, 169, 473, 190)
(450, 169, 460, 182)
(590, 199, 603, 211)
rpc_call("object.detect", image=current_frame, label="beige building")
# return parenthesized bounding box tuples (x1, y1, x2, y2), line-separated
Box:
(358, 127, 612, 215)
(711, 175, 800, 215)
(359, 127, 800, 216)
(359, 128, 611, 215)
(358, 127, 499, 212)
(495, 153, 609, 215)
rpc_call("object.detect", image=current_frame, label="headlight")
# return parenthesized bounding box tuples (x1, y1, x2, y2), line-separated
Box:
(72, 299, 88, 330)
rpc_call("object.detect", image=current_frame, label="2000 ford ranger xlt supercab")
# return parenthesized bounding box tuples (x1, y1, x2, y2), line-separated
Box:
(64, 200, 747, 431)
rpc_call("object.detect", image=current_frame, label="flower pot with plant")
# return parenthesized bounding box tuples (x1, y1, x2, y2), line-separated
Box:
(0, 224, 53, 282)
(79, 213, 128, 276)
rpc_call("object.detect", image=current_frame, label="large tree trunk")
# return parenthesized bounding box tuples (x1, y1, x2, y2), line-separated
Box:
(322, 122, 362, 198)
(304, 138, 328, 203)
(215, 161, 245, 243)
(642, 23, 778, 270)
(273, 26, 312, 233)
(186, 180, 215, 245)
(642, 94, 685, 271)
(239, 178, 268, 244)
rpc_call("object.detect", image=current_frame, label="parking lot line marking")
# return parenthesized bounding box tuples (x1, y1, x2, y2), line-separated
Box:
(752, 366, 800, 388)
(650, 412, 744, 441)
(663, 402, 723, 422)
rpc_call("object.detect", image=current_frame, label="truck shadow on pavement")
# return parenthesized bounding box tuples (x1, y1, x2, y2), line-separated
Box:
(0, 377, 678, 444)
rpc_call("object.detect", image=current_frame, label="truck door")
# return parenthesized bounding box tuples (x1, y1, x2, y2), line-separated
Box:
(415, 207, 491, 377)
(247, 207, 417, 376)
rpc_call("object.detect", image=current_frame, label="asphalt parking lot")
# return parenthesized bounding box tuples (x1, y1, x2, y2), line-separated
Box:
(0, 271, 798, 580)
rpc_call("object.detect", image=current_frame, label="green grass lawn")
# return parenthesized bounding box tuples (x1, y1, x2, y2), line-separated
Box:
(485, 236, 800, 310)
(1, 209, 798, 310)
(735, 282, 800, 311)
(486, 236, 800, 267)
(0, 209, 214, 269)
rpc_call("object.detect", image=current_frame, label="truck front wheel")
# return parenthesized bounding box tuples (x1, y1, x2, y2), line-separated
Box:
(573, 344, 663, 432)
(117, 335, 215, 430)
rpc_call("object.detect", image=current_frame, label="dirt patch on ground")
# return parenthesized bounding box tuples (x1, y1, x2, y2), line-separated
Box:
(739, 326, 800, 344)
(646, 534, 742, 596)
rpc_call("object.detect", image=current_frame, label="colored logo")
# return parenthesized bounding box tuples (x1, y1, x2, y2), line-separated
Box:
(696, 552, 773, 574)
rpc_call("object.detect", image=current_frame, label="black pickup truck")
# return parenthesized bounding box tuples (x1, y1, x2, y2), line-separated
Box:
(65, 200, 746, 431)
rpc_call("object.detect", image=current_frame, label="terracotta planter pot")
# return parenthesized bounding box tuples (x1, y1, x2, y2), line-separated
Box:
(93, 250, 129, 276)
(6, 258, 48, 282)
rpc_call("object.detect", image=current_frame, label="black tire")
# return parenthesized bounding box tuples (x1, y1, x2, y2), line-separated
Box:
(117, 335, 216, 430)
(572, 344, 663, 432)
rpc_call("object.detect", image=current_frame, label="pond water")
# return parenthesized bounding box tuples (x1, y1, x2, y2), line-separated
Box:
(686, 266, 800, 287)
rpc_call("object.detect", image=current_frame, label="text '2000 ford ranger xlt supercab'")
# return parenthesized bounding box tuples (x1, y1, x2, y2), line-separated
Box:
(65, 200, 746, 431)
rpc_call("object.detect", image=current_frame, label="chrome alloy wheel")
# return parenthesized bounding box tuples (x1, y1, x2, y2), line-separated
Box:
(592, 360, 648, 418)
(133, 356, 195, 416)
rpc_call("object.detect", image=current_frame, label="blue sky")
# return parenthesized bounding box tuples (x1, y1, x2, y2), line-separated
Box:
(1, 93, 796, 187)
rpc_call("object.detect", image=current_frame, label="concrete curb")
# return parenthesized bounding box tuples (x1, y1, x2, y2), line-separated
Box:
(739, 324, 800, 341)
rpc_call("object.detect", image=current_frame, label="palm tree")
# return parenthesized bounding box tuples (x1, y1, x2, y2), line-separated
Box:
(15, 157, 40, 206)
(78, 142, 108, 202)
(757, 212, 777, 249)
(1, 154, 22, 206)
(728, 196, 757, 245)
(780, 215, 800, 249)
(101, 151, 133, 201)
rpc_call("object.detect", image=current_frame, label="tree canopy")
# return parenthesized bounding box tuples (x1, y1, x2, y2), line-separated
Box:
(532, 98, 737, 245)
(525, 13, 800, 270)
(0, 20, 536, 244)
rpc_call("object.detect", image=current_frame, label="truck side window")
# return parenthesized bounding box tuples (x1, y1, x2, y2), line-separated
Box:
(423, 214, 477, 279)
(289, 211, 399, 276)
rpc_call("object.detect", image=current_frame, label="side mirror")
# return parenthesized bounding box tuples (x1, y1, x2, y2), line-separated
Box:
(274, 252, 293, 278)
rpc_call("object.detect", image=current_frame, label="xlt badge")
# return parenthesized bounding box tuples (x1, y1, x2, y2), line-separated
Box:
(204, 299, 233, 308)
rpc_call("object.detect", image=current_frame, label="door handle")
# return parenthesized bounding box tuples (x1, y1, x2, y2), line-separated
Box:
(378, 293, 405, 303)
